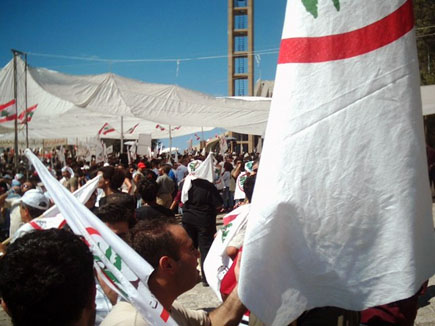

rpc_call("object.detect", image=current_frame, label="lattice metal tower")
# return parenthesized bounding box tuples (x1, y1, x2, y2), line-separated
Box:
(228, 0, 254, 97)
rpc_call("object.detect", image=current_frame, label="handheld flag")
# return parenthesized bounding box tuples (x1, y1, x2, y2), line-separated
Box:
(25, 149, 178, 326)
(239, 1, 435, 325)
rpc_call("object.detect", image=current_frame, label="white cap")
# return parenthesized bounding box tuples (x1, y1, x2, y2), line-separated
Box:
(21, 189, 50, 211)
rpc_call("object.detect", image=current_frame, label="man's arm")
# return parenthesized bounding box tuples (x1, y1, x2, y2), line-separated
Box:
(208, 254, 246, 326)
(208, 287, 246, 326)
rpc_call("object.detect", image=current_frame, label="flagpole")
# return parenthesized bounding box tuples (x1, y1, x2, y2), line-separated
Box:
(120, 116, 124, 154)
(11, 49, 20, 171)
(24, 53, 29, 149)
(168, 125, 172, 160)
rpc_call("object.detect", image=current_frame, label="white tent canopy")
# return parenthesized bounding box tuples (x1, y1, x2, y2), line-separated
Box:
(1, 58, 433, 143)
(0, 57, 270, 141)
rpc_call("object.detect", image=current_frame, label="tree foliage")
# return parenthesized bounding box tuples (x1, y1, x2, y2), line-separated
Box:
(414, 0, 435, 85)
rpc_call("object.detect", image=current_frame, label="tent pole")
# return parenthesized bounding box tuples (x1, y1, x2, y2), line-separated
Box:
(120, 116, 124, 154)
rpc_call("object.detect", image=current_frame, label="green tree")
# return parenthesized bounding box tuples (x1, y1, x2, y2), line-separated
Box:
(414, 0, 435, 85)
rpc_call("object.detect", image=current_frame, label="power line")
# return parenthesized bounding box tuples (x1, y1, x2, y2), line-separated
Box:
(25, 48, 280, 65)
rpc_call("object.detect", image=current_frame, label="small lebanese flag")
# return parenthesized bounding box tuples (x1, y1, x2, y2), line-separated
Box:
(18, 104, 38, 124)
(0, 99, 17, 123)
(171, 126, 181, 131)
(194, 133, 200, 141)
(155, 124, 165, 131)
(98, 122, 115, 135)
(126, 123, 139, 134)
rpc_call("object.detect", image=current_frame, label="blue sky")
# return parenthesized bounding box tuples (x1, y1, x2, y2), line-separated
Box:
(0, 0, 286, 150)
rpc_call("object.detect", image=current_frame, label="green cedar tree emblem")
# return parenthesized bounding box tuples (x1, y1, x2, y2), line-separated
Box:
(302, 0, 340, 18)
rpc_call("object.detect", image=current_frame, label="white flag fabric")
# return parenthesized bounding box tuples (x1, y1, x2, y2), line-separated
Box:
(13, 174, 101, 241)
(219, 135, 228, 156)
(181, 153, 215, 203)
(204, 204, 250, 299)
(239, 1, 435, 325)
(25, 149, 178, 326)
(234, 172, 248, 201)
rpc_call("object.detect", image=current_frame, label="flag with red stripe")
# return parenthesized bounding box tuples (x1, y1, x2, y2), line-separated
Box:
(25, 150, 178, 326)
(98, 122, 116, 136)
(0, 99, 16, 123)
(18, 104, 38, 124)
(155, 124, 165, 131)
(126, 123, 139, 134)
(239, 1, 435, 325)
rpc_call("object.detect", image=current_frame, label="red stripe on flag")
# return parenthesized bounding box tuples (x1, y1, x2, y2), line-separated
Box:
(0, 100, 15, 111)
(278, 0, 413, 64)
(29, 221, 43, 230)
(103, 128, 115, 135)
(223, 214, 239, 226)
(86, 227, 101, 236)
(18, 104, 38, 121)
(58, 219, 67, 229)
(98, 123, 108, 135)
(160, 308, 170, 322)
(0, 114, 17, 123)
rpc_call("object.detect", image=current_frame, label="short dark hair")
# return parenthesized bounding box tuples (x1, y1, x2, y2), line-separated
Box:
(104, 192, 136, 228)
(97, 203, 130, 224)
(161, 165, 171, 175)
(137, 178, 158, 203)
(243, 174, 257, 203)
(99, 166, 125, 190)
(0, 229, 95, 326)
(126, 218, 180, 269)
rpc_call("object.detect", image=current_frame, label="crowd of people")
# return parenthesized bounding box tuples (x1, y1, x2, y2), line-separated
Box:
(0, 146, 429, 326)
(0, 147, 262, 326)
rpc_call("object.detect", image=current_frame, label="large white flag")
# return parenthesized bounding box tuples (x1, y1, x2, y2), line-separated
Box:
(239, 1, 435, 325)
(25, 149, 178, 326)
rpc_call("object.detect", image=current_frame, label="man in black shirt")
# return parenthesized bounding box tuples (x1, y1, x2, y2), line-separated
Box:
(136, 178, 174, 221)
(181, 178, 223, 286)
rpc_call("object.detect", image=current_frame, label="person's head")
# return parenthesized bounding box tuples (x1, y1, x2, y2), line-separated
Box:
(20, 181, 34, 194)
(61, 166, 72, 179)
(223, 161, 233, 172)
(137, 178, 158, 204)
(20, 189, 50, 223)
(96, 203, 130, 238)
(98, 166, 125, 193)
(0, 229, 96, 326)
(127, 218, 200, 297)
(243, 174, 257, 203)
(160, 165, 171, 176)
(137, 162, 146, 171)
(143, 169, 157, 181)
(85, 190, 97, 210)
(104, 192, 136, 228)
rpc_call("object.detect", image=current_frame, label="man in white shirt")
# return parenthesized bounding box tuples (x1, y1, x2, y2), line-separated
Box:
(101, 217, 246, 326)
